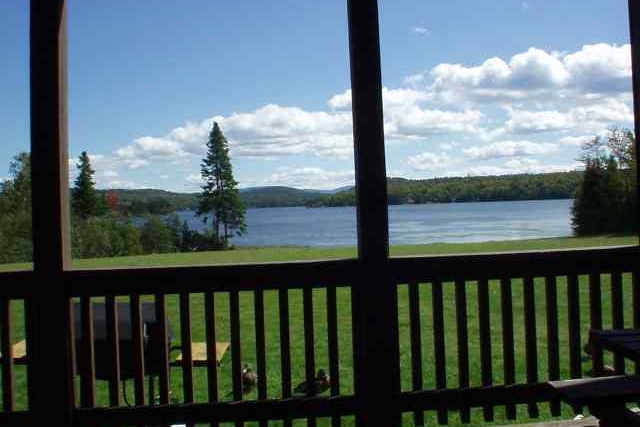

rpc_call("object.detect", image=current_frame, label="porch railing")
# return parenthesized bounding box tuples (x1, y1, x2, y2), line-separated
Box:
(1, 244, 638, 426)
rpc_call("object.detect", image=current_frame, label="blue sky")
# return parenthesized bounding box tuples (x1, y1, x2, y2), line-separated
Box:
(0, 1, 633, 191)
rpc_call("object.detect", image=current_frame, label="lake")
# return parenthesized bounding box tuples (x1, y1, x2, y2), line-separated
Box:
(172, 199, 574, 247)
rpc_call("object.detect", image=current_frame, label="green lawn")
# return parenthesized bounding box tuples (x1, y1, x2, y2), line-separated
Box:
(1, 234, 638, 427)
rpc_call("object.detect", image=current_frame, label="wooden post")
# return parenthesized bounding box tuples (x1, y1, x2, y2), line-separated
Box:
(630, 0, 640, 242)
(347, 1, 399, 426)
(29, 0, 75, 423)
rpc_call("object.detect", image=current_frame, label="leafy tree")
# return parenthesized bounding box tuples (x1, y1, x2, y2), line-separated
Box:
(146, 197, 174, 215)
(72, 151, 106, 219)
(197, 122, 246, 247)
(72, 217, 142, 259)
(0, 153, 33, 263)
(105, 190, 119, 215)
(140, 216, 176, 254)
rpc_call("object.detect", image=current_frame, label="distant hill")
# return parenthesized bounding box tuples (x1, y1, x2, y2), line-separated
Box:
(306, 171, 583, 207)
(239, 186, 329, 207)
(97, 171, 583, 214)
(97, 186, 336, 214)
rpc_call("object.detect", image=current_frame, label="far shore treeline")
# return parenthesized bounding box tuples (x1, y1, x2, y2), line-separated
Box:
(99, 171, 584, 215)
(0, 126, 637, 264)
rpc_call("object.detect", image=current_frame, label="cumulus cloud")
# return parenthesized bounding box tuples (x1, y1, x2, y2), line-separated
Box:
(504, 99, 633, 134)
(407, 152, 452, 171)
(439, 142, 458, 151)
(457, 158, 580, 176)
(386, 107, 484, 137)
(328, 87, 431, 111)
(104, 180, 141, 189)
(404, 74, 425, 86)
(114, 104, 356, 162)
(263, 167, 354, 190)
(563, 43, 632, 93)
(407, 43, 631, 103)
(463, 141, 559, 160)
(186, 174, 201, 183)
(558, 135, 597, 147)
(114, 136, 189, 169)
(102, 170, 119, 178)
(90, 42, 631, 190)
(327, 90, 352, 110)
(112, 89, 486, 170)
(330, 88, 487, 138)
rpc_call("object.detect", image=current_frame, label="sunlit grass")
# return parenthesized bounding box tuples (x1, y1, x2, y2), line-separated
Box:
(0, 234, 637, 426)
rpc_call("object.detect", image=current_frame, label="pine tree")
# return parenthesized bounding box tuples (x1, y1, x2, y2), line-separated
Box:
(72, 151, 105, 219)
(197, 122, 246, 247)
(0, 152, 33, 263)
(572, 127, 637, 235)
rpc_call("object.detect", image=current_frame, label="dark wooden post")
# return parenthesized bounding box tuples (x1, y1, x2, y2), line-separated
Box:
(630, 0, 640, 242)
(29, 0, 75, 423)
(347, 1, 400, 426)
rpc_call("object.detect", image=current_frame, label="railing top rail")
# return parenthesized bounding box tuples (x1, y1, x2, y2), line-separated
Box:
(390, 245, 639, 283)
(1, 245, 637, 297)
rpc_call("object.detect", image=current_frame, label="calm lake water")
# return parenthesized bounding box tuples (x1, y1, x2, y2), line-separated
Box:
(173, 199, 574, 247)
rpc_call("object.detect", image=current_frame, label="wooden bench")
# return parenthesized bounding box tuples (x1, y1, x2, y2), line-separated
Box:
(2, 340, 231, 368)
(548, 376, 640, 426)
(173, 342, 230, 367)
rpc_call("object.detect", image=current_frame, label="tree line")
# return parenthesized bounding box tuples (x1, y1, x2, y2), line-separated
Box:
(572, 127, 637, 235)
(0, 122, 245, 264)
(306, 172, 584, 207)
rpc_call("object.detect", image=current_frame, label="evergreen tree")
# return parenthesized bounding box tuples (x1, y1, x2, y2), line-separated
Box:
(572, 127, 637, 235)
(0, 153, 33, 263)
(72, 151, 105, 219)
(197, 122, 246, 247)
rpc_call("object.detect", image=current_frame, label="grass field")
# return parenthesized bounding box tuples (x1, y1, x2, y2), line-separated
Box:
(1, 234, 638, 427)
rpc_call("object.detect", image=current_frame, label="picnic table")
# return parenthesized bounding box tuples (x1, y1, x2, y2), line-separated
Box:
(548, 329, 640, 426)
(590, 329, 640, 375)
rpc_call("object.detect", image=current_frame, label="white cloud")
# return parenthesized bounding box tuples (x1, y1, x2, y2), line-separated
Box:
(113, 104, 356, 162)
(186, 174, 201, 183)
(439, 142, 458, 151)
(404, 74, 425, 86)
(409, 43, 631, 104)
(112, 89, 486, 169)
(88, 42, 632, 190)
(504, 99, 633, 134)
(411, 26, 430, 35)
(114, 136, 189, 169)
(558, 135, 596, 147)
(104, 180, 140, 189)
(457, 158, 580, 176)
(387, 107, 484, 137)
(428, 48, 569, 103)
(328, 87, 431, 111)
(563, 43, 632, 93)
(463, 141, 559, 160)
(263, 167, 354, 190)
(327, 89, 352, 109)
(407, 152, 452, 171)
